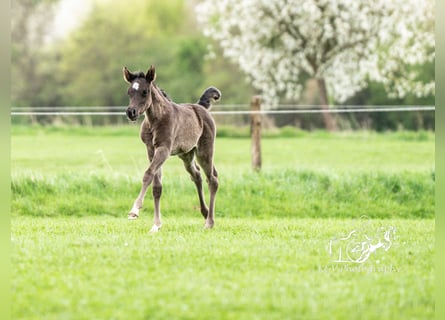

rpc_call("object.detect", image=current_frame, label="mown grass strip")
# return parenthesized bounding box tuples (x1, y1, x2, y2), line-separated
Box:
(12, 216, 434, 320)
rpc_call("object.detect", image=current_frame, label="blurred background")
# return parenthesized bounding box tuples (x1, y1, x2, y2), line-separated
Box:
(11, 0, 435, 130)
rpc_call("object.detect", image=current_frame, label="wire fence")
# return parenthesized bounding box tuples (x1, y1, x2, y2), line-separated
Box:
(10, 105, 435, 116)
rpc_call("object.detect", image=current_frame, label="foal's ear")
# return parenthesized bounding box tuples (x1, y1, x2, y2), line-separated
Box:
(146, 65, 156, 83)
(123, 66, 136, 83)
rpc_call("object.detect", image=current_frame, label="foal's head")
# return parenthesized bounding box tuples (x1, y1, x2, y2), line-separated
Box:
(123, 65, 156, 121)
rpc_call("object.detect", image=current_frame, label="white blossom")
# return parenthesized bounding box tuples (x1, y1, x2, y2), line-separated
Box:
(196, 0, 434, 104)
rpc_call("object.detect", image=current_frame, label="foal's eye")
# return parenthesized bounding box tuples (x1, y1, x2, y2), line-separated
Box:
(142, 89, 148, 97)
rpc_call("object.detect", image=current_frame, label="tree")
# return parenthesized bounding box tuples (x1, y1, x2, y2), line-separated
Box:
(196, 0, 434, 130)
(53, 0, 253, 112)
(11, 0, 59, 107)
(56, 0, 212, 108)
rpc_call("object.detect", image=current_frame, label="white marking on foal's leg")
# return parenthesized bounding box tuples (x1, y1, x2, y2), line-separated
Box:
(149, 224, 162, 233)
(128, 204, 140, 220)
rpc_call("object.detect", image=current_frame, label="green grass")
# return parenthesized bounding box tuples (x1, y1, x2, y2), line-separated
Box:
(11, 126, 435, 319)
(11, 126, 435, 219)
(11, 170, 434, 219)
(12, 216, 434, 320)
(11, 125, 435, 175)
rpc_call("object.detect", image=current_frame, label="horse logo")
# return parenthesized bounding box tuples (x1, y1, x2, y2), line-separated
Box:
(328, 217, 396, 263)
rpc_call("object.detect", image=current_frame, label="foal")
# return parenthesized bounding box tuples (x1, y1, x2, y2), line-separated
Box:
(123, 65, 220, 232)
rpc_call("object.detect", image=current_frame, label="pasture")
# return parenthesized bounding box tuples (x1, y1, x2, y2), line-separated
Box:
(11, 126, 435, 319)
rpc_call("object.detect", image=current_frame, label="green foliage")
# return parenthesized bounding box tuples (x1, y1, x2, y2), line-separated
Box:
(343, 61, 435, 131)
(33, 0, 252, 109)
(165, 37, 208, 102)
(11, 0, 434, 131)
(11, 0, 60, 108)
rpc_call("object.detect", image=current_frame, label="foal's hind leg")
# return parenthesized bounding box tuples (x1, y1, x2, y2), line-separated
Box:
(196, 151, 218, 229)
(179, 151, 209, 218)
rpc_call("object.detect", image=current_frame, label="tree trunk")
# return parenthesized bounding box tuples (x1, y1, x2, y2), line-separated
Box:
(415, 111, 424, 130)
(316, 78, 337, 131)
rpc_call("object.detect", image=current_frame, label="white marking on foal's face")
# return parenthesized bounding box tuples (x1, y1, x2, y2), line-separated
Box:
(132, 82, 140, 90)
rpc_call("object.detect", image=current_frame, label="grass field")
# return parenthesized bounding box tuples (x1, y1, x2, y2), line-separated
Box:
(11, 126, 435, 319)
(12, 217, 434, 320)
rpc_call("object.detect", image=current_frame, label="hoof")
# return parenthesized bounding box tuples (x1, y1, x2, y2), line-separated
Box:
(128, 212, 139, 220)
(149, 224, 162, 233)
(204, 221, 214, 229)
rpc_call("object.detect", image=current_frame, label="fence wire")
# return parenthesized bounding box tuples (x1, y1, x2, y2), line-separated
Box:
(10, 105, 435, 116)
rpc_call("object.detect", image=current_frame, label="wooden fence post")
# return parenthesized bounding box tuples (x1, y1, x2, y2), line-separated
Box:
(250, 95, 262, 171)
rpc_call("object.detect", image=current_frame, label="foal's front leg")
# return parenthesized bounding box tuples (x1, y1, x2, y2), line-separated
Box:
(128, 146, 170, 229)
(150, 170, 162, 233)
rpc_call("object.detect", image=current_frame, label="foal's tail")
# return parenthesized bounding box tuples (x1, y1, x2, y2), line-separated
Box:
(197, 87, 221, 109)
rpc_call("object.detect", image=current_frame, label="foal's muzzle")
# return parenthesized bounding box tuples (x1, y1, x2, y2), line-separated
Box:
(126, 107, 138, 121)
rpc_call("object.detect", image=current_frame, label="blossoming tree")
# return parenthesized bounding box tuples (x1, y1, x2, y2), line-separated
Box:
(196, 0, 434, 130)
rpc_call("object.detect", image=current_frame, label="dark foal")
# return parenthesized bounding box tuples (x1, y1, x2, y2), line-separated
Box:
(123, 65, 220, 232)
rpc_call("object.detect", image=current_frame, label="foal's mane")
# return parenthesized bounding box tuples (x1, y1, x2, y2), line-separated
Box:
(155, 85, 172, 102)
(149, 83, 172, 118)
